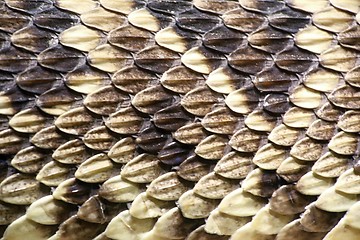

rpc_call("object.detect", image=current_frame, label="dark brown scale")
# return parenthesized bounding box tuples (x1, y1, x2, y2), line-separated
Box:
(338, 25, 360, 51)
(84, 86, 130, 116)
(158, 141, 191, 165)
(16, 66, 62, 94)
(193, 0, 240, 15)
(277, 160, 310, 183)
(178, 154, 211, 181)
(0, 31, 10, 50)
(136, 122, 169, 153)
(108, 25, 154, 52)
(0, 46, 37, 73)
(275, 46, 318, 73)
(38, 45, 86, 72)
(0, 201, 26, 225)
(328, 85, 360, 110)
(5, 0, 52, 14)
(163, 25, 202, 51)
(222, 8, 267, 33)
(147, 0, 192, 15)
(277, 220, 327, 240)
(0, 7, 31, 33)
(253, 66, 298, 92)
(34, 7, 80, 33)
(56, 215, 105, 240)
(83, 126, 116, 151)
(300, 204, 344, 232)
(315, 102, 342, 122)
(36, 86, 82, 114)
(176, 8, 221, 34)
(248, 26, 294, 54)
(30, 126, 68, 149)
(0, 115, 8, 131)
(259, 170, 282, 197)
(11, 25, 57, 53)
(239, 0, 285, 14)
(269, 185, 316, 215)
(112, 66, 158, 94)
(154, 103, 192, 132)
(0, 129, 26, 154)
(161, 66, 205, 94)
(228, 46, 273, 74)
(269, 7, 311, 34)
(132, 85, 175, 114)
(203, 25, 247, 54)
(0, 71, 12, 89)
(135, 45, 180, 74)
(56, 179, 93, 205)
(77, 195, 125, 224)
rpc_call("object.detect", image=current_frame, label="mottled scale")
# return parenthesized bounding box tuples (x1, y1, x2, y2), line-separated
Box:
(161, 65, 205, 94)
(290, 137, 323, 161)
(0, 202, 25, 225)
(239, 0, 285, 14)
(225, 86, 260, 114)
(147, 172, 189, 200)
(173, 122, 208, 145)
(178, 190, 219, 219)
(154, 103, 192, 132)
(0, 129, 26, 154)
(193, 0, 239, 15)
(155, 26, 201, 53)
(34, 7, 80, 33)
(181, 86, 223, 117)
(248, 26, 293, 54)
(328, 85, 360, 110)
(312, 152, 349, 178)
(319, 46, 359, 72)
(202, 106, 239, 135)
(75, 154, 115, 183)
(0, 85, 32, 115)
(9, 107, 48, 133)
(276, 220, 326, 240)
(346, 66, 360, 88)
(263, 93, 290, 114)
(52, 178, 91, 204)
(268, 124, 300, 147)
(108, 25, 154, 52)
(16, 66, 62, 95)
(36, 86, 82, 116)
(55, 107, 95, 135)
(38, 45, 86, 73)
(306, 119, 336, 140)
(0, 46, 36, 73)
(87, 44, 133, 73)
(177, 155, 212, 182)
(99, 175, 141, 203)
(105, 106, 145, 135)
(83, 126, 116, 151)
(31, 126, 67, 150)
(181, 46, 226, 74)
(277, 157, 310, 183)
(81, 7, 127, 32)
(5, 0, 52, 14)
(315, 102, 342, 122)
(253, 66, 298, 92)
(269, 7, 311, 33)
(0, 32, 10, 50)
(135, 45, 180, 74)
(203, 25, 247, 54)
(11, 25, 57, 53)
(36, 161, 73, 187)
(132, 85, 174, 114)
(52, 139, 86, 165)
(195, 134, 228, 160)
(0, 7, 30, 33)
(65, 65, 111, 94)
(275, 46, 318, 73)
(10, 146, 46, 174)
(214, 151, 253, 179)
(242, 168, 281, 197)
(107, 137, 136, 164)
(228, 46, 273, 74)
(252, 143, 287, 170)
(328, 131, 358, 155)
(229, 127, 263, 153)
(338, 25, 360, 51)
(158, 141, 191, 165)
(222, 8, 267, 33)
(177, 8, 221, 33)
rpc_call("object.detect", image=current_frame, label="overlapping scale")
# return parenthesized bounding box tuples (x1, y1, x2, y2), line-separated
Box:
(1, 1, 360, 239)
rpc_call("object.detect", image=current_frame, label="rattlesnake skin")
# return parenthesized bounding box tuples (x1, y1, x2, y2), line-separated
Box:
(0, 0, 360, 239)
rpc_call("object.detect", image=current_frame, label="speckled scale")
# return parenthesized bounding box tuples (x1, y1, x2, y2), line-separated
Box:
(173, 122, 208, 145)
(275, 47, 318, 73)
(176, 8, 221, 34)
(239, 0, 285, 14)
(5, 0, 52, 14)
(328, 85, 360, 110)
(202, 106, 239, 135)
(0, 85, 32, 115)
(83, 126, 116, 151)
(203, 25, 247, 54)
(34, 7, 80, 33)
(0, 46, 37, 73)
(135, 45, 180, 74)
(136, 122, 169, 153)
(0, 7, 30, 33)
(194, 0, 239, 15)
(16, 66, 62, 95)
(108, 25, 154, 52)
(31, 126, 67, 149)
(0, 129, 26, 154)
(36, 86, 82, 116)
(228, 46, 273, 74)
(105, 106, 145, 135)
(345, 66, 360, 88)
(222, 8, 267, 33)
(11, 25, 57, 53)
(177, 154, 213, 182)
(254, 66, 298, 92)
(38, 45, 86, 73)
(147, 0, 192, 15)
(154, 103, 192, 132)
(54, 107, 95, 136)
(158, 141, 191, 165)
(315, 102, 342, 122)
(269, 7, 311, 33)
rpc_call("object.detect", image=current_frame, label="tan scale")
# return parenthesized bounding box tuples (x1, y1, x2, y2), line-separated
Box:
(30, 126, 66, 150)
(328, 131, 358, 155)
(303, 68, 340, 92)
(338, 110, 360, 132)
(229, 127, 263, 153)
(320, 46, 359, 72)
(323, 220, 360, 240)
(345, 66, 360, 88)
(335, 168, 360, 194)
(276, 156, 310, 183)
(296, 171, 335, 196)
(283, 107, 315, 128)
(290, 137, 323, 161)
(312, 6, 355, 33)
(52, 139, 86, 165)
(55, 0, 98, 14)
(178, 190, 219, 219)
(195, 134, 228, 160)
(214, 151, 253, 179)
(107, 137, 136, 164)
(252, 143, 287, 170)
(36, 161, 72, 187)
(74, 154, 115, 183)
(289, 85, 322, 109)
(295, 25, 335, 54)
(11, 146, 46, 174)
(268, 124, 300, 147)
(312, 152, 350, 178)
(130, 192, 174, 219)
(207, 66, 248, 94)
(315, 186, 358, 212)
(244, 110, 278, 132)
(80, 7, 126, 32)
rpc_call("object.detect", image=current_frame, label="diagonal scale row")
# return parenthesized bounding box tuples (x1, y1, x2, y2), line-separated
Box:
(0, 0, 359, 239)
